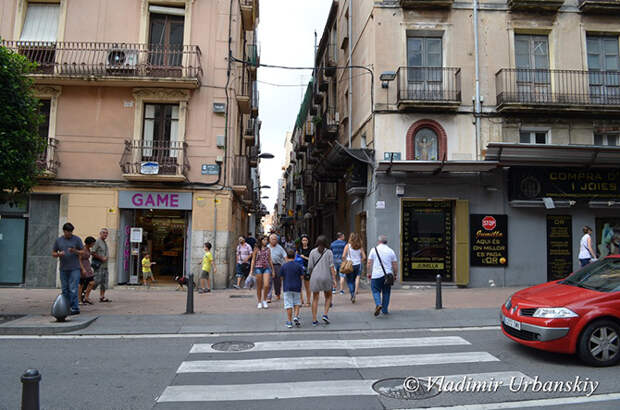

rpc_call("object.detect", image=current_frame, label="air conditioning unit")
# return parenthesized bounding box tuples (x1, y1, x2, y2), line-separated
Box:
(106, 48, 139, 74)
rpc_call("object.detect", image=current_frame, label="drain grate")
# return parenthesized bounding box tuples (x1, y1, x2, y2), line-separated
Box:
(211, 341, 255, 352)
(373, 378, 440, 400)
(229, 294, 254, 298)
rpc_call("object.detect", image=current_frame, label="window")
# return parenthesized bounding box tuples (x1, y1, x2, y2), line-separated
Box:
(414, 127, 439, 160)
(38, 100, 51, 142)
(19, 3, 60, 72)
(407, 37, 442, 99)
(587, 36, 620, 102)
(594, 134, 618, 146)
(149, 11, 184, 70)
(142, 103, 180, 162)
(515, 34, 550, 101)
(519, 130, 548, 144)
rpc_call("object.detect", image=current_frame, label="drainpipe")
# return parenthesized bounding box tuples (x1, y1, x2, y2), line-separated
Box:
(473, 0, 481, 160)
(348, 0, 353, 148)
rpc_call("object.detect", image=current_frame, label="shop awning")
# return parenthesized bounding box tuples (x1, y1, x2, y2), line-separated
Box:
(376, 160, 500, 173)
(485, 143, 620, 167)
(312, 144, 374, 182)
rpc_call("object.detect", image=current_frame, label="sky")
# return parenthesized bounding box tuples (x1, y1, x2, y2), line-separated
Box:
(257, 0, 333, 214)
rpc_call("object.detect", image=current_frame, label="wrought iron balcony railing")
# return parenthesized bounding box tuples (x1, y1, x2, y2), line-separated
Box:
(246, 43, 259, 68)
(396, 66, 461, 107)
(120, 140, 188, 178)
(496, 68, 620, 110)
(37, 137, 59, 176)
(2, 41, 202, 83)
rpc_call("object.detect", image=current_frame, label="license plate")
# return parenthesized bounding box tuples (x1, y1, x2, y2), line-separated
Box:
(504, 316, 521, 331)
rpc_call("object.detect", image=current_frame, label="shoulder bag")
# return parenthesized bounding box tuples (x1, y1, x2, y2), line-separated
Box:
(308, 249, 326, 277)
(374, 247, 394, 286)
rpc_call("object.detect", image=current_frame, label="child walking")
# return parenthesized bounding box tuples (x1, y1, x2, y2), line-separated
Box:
(280, 248, 304, 328)
(141, 252, 155, 288)
(199, 242, 215, 293)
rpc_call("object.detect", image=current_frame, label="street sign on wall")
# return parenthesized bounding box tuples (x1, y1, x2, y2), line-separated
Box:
(470, 214, 508, 266)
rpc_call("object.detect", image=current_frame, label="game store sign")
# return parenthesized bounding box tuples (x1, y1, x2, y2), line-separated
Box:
(119, 191, 193, 210)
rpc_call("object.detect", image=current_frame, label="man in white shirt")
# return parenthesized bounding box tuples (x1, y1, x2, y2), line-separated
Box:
(367, 235, 398, 316)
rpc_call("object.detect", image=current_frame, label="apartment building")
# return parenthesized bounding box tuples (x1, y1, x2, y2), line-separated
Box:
(0, 0, 262, 288)
(281, 0, 620, 287)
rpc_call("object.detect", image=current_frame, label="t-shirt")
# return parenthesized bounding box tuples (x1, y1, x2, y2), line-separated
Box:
(368, 244, 397, 279)
(142, 257, 152, 273)
(92, 238, 108, 269)
(202, 251, 213, 272)
(236, 243, 252, 264)
(269, 243, 287, 265)
(280, 261, 304, 292)
(300, 247, 311, 268)
(330, 239, 346, 264)
(246, 237, 257, 249)
(53, 235, 84, 271)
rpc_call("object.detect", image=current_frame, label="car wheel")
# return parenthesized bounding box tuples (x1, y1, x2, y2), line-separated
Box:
(577, 319, 620, 367)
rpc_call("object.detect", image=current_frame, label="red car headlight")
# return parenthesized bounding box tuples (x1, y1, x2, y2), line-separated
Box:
(532, 307, 579, 319)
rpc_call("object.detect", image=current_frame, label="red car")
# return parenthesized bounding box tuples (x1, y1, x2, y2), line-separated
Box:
(501, 255, 620, 366)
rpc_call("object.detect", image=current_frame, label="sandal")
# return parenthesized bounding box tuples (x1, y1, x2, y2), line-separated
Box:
(100, 297, 111, 303)
(84, 299, 94, 305)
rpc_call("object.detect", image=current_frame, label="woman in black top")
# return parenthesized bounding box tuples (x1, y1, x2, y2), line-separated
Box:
(298, 235, 311, 306)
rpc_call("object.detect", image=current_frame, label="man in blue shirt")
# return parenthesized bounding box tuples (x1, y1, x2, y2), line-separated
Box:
(280, 249, 304, 328)
(330, 232, 347, 294)
(52, 222, 84, 315)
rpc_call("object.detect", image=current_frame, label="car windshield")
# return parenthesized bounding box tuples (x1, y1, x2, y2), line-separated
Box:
(562, 258, 620, 292)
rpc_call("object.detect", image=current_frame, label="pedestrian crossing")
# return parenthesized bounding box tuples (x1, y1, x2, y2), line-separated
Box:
(156, 334, 532, 407)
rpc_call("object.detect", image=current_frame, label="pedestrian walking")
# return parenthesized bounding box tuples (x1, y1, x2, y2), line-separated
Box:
(342, 232, 366, 303)
(52, 222, 84, 315)
(268, 233, 286, 302)
(367, 235, 398, 316)
(78, 236, 96, 305)
(308, 235, 337, 326)
(92, 228, 111, 303)
(199, 242, 215, 293)
(141, 252, 155, 288)
(234, 236, 252, 289)
(330, 232, 347, 294)
(298, 234, 312, 307)
(578, 226, 597, 267)
(246, 234, 257, 250)
(280, 248, 304, 328)
(250, 236, 274, 309)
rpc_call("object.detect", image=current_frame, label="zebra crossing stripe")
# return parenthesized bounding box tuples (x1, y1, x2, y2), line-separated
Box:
(190, 336, 470, 354)
(177, 351, 499, 373)
(157, 372, 531, 402)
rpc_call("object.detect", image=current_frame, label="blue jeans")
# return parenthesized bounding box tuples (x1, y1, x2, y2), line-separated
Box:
(579, 258, 591, 268)
(60, 269, 81, 312)
(371, 276, 392, 314)
(346, 264, 361, 296)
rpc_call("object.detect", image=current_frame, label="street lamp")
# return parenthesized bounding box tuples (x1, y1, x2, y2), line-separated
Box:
(258, 152, 275, 159)
(380, 70, 397, 108)
(260, 185, 271, 189)
(261, 196, 269, 199)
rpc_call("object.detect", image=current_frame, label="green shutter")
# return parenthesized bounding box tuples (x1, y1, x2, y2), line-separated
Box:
(455, 200, 469, 287)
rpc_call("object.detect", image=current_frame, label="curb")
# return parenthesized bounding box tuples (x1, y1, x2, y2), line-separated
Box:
(0, 315, 98, 335)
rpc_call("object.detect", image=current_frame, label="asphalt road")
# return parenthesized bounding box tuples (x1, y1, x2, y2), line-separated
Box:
(1, 327, 619, 410)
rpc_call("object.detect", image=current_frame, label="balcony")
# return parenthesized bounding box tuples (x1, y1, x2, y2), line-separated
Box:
(240, 0, 259, 31)
(247, 43, 260, 72)
(251, 81, 259, 117)
(320, 106, 339, 141)
(579, 0, 620, 13)
(248, 146, 259, 168)
(232, 155, 250, 194)
(325, 42, 337, 77)
(507, 0, 564, 12)
(244, 118, 257, 144)
(120, 140, 188, 182)
(396, 66, 461, 110)
(399, 0, 454, 8)
(37, 138, 59, 178)
(1, 41, 202, 88)
(495, 68, 620, 113)
(237, 76, 251, 113)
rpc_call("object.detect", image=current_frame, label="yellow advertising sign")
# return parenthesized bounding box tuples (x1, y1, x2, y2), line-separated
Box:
(412, 263, 444, 270)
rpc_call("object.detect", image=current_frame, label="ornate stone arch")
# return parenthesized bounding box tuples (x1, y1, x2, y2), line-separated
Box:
(405, 119, 448, 161)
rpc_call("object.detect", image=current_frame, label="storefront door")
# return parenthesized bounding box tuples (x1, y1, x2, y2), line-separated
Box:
(402, 200, 453, 282)
(0, 218, 26, 284)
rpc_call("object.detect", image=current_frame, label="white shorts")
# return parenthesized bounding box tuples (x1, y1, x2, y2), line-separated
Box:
(283, 291, 301, 309)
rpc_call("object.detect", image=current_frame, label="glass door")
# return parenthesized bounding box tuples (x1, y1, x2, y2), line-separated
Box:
(407, 37, 443, 100)
(515, 34, 550, 102)
(149, 13, 184, 76)
(587, 36, 620, 104)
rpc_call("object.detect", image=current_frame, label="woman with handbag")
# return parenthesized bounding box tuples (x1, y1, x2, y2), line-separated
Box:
(341, 233, 366, 303)
(308, 235, 337, 326)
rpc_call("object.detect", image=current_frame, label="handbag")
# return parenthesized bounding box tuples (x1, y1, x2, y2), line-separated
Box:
(374, 247, 394, 286)
(340, 259, 354, 274)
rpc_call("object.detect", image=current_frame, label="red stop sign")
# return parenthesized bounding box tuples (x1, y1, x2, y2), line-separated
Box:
(482, 216, 496, 231)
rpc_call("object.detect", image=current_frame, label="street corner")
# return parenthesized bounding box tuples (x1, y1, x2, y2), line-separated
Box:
(0, 314, 98, 335)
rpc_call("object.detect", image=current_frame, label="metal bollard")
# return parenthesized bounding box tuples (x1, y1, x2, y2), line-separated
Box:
(435, 274, 443, 310)
(185, 273, 194, 314)
(21, 369, 41, 410)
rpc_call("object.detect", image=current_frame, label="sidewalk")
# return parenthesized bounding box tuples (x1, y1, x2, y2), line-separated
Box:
(0, 284, 518, 334)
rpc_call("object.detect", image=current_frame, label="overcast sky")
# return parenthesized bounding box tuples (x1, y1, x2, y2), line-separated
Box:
(257, 0, 332, 214)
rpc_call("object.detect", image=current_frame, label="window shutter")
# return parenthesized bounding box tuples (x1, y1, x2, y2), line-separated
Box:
(143, 105, 155, 157)
(170, 105, 179, 158)
(454, 200, 469, 287)
(20, 3, 60, 42)
(149, 5, 185, 16)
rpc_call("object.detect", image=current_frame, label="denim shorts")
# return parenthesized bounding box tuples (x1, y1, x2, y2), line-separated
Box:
(283, 291, 301, 309)
(255, 267, 272, 275)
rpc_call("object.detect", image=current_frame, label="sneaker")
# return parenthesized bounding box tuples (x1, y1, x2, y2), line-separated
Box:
(293, 317, 301, 327)
(262, 300, 268, 309)
(351, 295, 356, 304)
(322, 315, 330, 324)
(339, 290, 345, 295)
(257, 303, 263, 309)
(374, 305, 382, 317)
(233, 285, 240, 289)
(332, 289, 337, 294)
(312, 320, 319, 327)
(286, 321, 293, 329)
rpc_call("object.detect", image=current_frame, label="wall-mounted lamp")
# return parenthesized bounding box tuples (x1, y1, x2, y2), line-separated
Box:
(380, 71, 396, 88)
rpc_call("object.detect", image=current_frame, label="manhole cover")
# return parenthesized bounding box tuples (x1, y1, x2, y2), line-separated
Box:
(211, 341, 255, 352)
(372, 378, 440, 400)
(229, 294, 254, 298)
